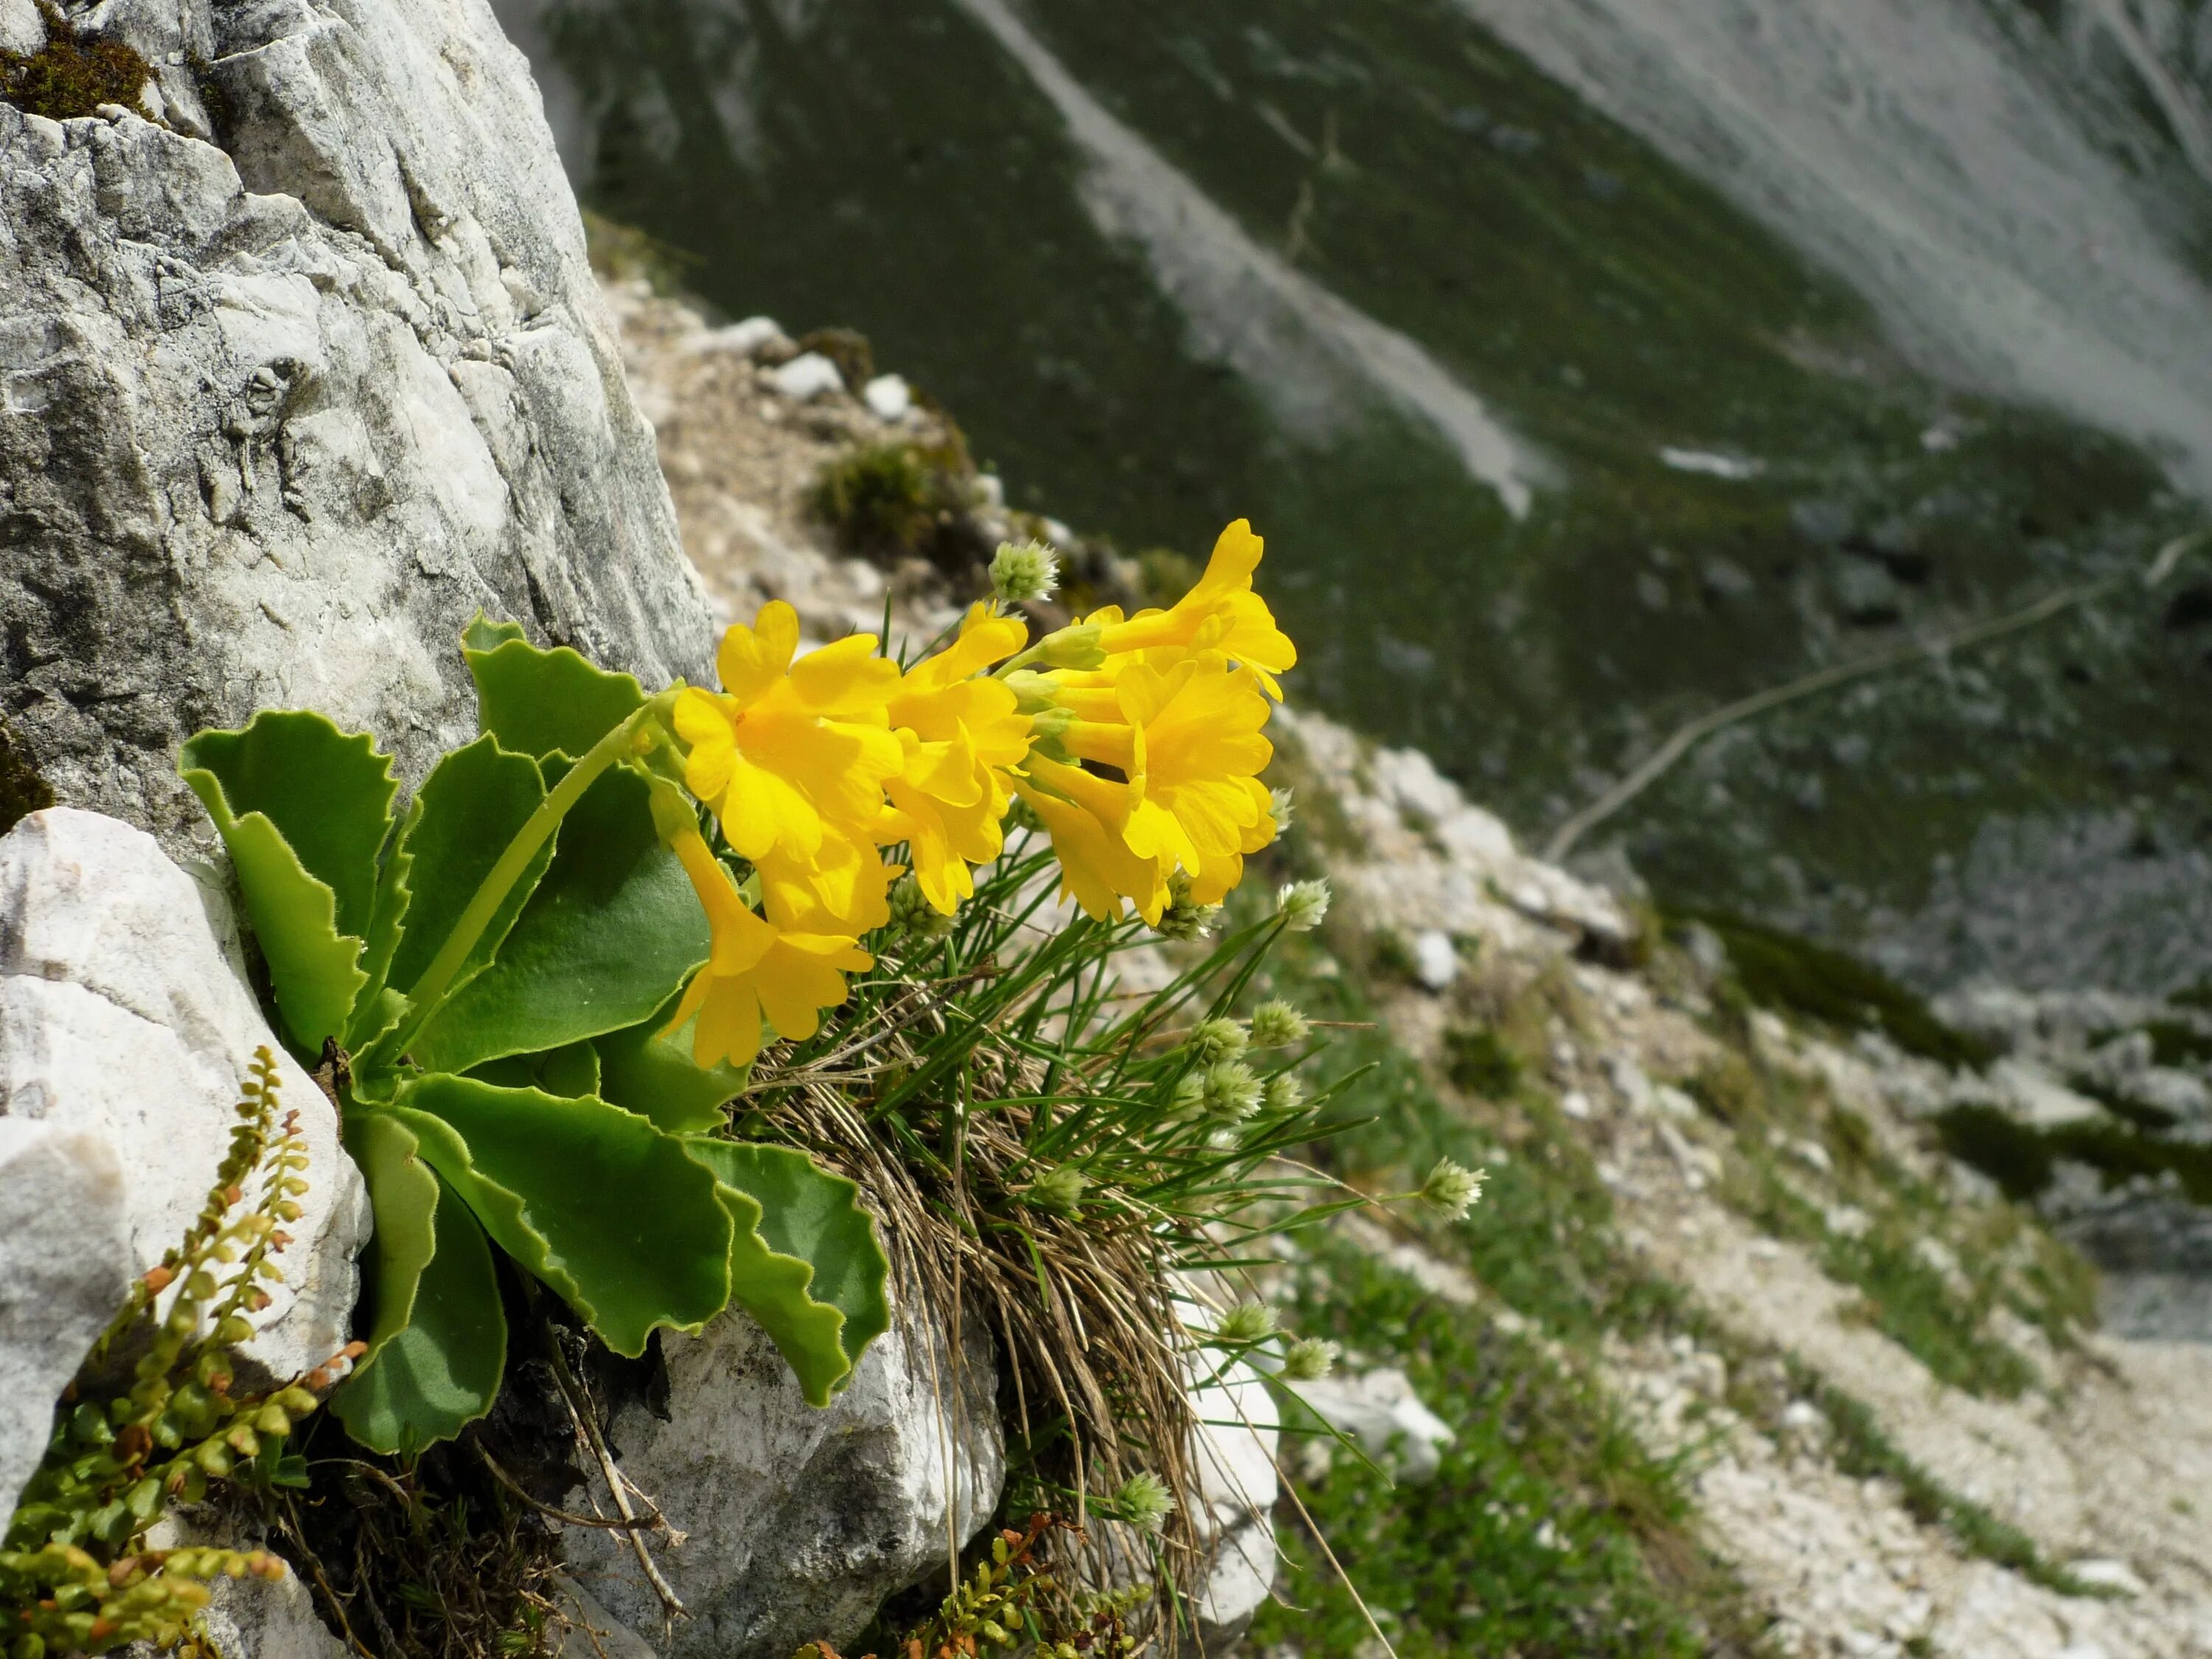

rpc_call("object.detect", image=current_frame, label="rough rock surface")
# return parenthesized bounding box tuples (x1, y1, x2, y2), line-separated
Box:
(0, 0, 711, 856)
(560, 1298, 1004, 1659)
(0, 807, 369, 1509)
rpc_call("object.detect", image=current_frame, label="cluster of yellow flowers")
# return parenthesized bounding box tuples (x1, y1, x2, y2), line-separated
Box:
(659, 519, 1295, 1068)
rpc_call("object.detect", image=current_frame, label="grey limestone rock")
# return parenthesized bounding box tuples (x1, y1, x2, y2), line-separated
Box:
(0, 0, 711, 855)
(560, 1298, 1004, 1659)
(0, 807, 370, 1511)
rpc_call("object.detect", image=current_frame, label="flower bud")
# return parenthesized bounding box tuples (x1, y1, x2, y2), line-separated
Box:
(888, 874, 957, 944)
(1185, 1018, 1248, 1066)
(1263, 1071, 1306, 1114)
(1279, 1337, 1340, 1382)
(1023, 1166, 1087, 1215)
(1212, 1302, 1279, 1346)
(1200, 1061, 1261, 1122)
(1276, 879, 1331, 932)
(1111, 1470, 1175, 1534)
(1034, 623, 1105, 670)
(1269, 787, 1295, 835)
(1248, 1000, 1309, 1048)
(1152, 871, 1220, 943)
(990, 539, 1060, 604)
(1419, 1158, 1487, 1221)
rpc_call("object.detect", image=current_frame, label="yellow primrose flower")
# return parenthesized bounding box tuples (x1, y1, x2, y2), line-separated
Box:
(1081, 519, 1296, 696)
(1110, 657, 1276, 902)
(1014, 771, 1169, 925)
(1028, 651, 1273, 908)
(673, 600, 904, 866)
(880, 604, 1033, 914)
(664, 826, 873, 1068)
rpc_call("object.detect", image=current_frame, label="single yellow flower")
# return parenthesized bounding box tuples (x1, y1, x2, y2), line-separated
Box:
(1083, 519, 1296, 696)
(1014, 772, 1169, 924)
(664, 827, 872, 1068)
(1109, 656, 1274, 897)
(674, 601, 903, 866)
(880, 604, 1033, 914)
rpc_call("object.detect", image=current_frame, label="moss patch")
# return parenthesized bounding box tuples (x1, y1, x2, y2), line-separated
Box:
(1, 5, 149, 121)
(1935, 1103, 2212, 1206)
(810, 440, 978, 568)
(1676, 910, 1994, 1070)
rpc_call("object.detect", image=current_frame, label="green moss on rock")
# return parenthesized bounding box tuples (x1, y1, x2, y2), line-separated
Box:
(1, 4, 149, 121)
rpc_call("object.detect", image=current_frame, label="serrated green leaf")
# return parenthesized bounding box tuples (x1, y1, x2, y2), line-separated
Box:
(595, 995, 748, 1135)
(329, 1167, 505, 1455)
(385, 735, 552, 1004)
(683, 1139, 891, 1401)
(465, 635, 645, 762)
(351, 834, 412, 1052)
(395, 1077, 733, 1356)
(411, 766, 708, 1074)
(462, 613, 528, 654)
(341, 1112, 440, 1357)
(181, 713, 394, 1054)
(179, 712, 395, 937)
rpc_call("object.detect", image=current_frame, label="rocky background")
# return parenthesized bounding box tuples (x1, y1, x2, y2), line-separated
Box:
(602, 268, 2212, 1658)
(8, 0, 2212, 1655)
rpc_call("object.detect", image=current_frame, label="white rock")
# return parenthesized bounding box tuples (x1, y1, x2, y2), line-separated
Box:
(703, 316, 791, 359)
(2065, 1557, 2146, 1596)
(771, 352, 846, 400)
(0, 809, 369, 1509)
(144, 1516, 348, 1659)
(1186, 1352, 1280, 1647)
(1980, 1058, 2105, 1128)
(862, 372, 913, 421)
(1412, 928, 1459, 991)
(0, 0, 710, 851)
(0, 0, 41, 55)
(0, 1119, 131, 1514)
(1292, 1366, 1454, 1481)
(562, 1298, 1004, 1659)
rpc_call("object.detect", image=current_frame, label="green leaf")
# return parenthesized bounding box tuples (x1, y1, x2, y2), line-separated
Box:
(395, 1077, 733, 1356)
(351, 836, 412, 1052)
(179, 712, 395, 937)
(469, 1040, 602, 1099)
(411, 766, 708, 1074)
(339, 1112, 441, 1358)
(385, 735, 552, 1001)
(595, 995, 749, 1135)
(465, 633, 645, 762)
(683, 1139, 891, 1402)
(329, 1164, 506, 1455)
(180, 713, 394, 1052)
(462, 613, 528, 653)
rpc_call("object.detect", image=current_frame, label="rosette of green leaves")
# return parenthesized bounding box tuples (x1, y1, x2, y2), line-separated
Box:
(179, 619, 889, 1455)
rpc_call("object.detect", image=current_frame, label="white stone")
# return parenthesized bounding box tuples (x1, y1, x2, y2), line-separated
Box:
(1186, 1354, 1279, 1647)
(0, 808, 369, 1509)
(1292, 1366, 1454, 1481)
(1981, 1058, 2106, 1128)
(562, 1297, 1004, 1659)
(703, 316, 790, 359)
(862, 372, 913, 421)
(1411, 928, 1459, 991)
(0, 0, 711, 852)
(0, 1119, 131, 1514)
(771, 352, 846, 400)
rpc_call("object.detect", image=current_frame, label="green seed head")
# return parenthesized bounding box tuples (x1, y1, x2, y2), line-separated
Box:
(1277, 879, 1331, 932)
(990, 538, 1060, 604)
(1248, 999, 1309, 1048)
